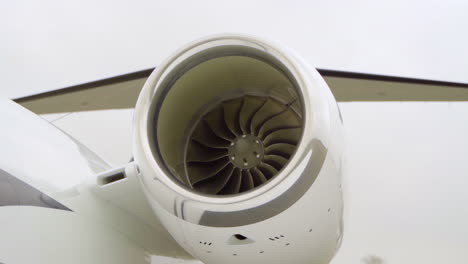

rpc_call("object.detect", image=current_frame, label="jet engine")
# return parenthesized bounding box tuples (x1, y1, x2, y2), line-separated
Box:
(133, 34, 344, 264)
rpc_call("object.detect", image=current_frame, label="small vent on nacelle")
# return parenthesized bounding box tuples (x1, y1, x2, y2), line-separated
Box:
(268, 234, 285, 241)
(97, 168, 126, 186)
(228, 234, 254, 245)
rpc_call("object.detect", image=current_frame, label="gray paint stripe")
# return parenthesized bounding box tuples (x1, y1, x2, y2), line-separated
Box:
(198, 139, 327, 227)
(0, 169, 72, 211)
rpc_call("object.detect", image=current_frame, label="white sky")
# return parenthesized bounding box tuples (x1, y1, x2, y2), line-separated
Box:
(2, 1, 468, 263)
(1, 0, 468, 98)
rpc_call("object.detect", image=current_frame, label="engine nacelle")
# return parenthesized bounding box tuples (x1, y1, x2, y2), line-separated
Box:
(133, 34, 344, 264)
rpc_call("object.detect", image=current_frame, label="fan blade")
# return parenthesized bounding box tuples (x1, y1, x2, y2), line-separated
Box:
(222, 98, 244, 136)
(263, 155, 289, 171)
(239, 170, 254, 192)
(238, 96, 267, 134)
(258, 108, 302, 139)
(186, 140, 228, 162)
(251, 167, 268, 186)
(191, 121, 231, 148)
(218, 168, 242, 195)
(263, 127, 302, 147)
(187, 157, 230, 185)
(264, 143, 296, 159)
(258, 162, 279, 179)
(194, 164, 235, 194)
(204, 107, 236, 141)
(250, 98, 285, 136)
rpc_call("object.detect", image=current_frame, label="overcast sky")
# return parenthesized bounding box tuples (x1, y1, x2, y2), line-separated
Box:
(2, 0, 468, 98)
(2, 1, 468, 264)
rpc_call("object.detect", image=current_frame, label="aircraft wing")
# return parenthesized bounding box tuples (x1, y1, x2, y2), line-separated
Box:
(14, 68, 468, 114)
(0, 98, 193, 264)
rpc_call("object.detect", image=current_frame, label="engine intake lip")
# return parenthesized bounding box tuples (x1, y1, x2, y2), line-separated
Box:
(135, 34, 324, 211)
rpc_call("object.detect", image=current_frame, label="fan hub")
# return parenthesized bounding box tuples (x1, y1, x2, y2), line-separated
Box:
(228, 135, 264, 169)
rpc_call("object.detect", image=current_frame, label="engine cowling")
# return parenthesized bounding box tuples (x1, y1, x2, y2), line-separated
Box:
(133, 34, 344, 264)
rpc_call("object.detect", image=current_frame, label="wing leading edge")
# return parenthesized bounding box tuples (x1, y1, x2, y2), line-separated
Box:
(14, 68, 468, 114)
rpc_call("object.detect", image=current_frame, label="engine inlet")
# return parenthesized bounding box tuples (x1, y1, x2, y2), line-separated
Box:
(185, 95, 303, 195)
